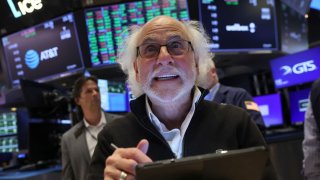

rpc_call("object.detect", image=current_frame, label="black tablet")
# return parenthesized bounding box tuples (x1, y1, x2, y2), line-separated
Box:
(136, 146, 268, 180)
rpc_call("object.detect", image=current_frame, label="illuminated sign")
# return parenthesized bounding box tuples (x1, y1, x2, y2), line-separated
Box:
(7, 0, 43, 18)
(270, 46, 320, 89)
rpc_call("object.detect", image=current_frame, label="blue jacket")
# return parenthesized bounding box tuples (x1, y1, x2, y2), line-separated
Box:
(213, 84, 265, 129)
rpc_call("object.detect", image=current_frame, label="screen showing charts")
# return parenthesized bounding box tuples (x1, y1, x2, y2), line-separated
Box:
(98, 79, 129, 112)
(270, 46, 320, 89)
(198, 0, 278, 52)
(1, 13, 84, 87)
(253, 93, 283, 128)
(0, 111, 18, 153)
(289, 88, 310, 125)
(84, 0, 190, 67)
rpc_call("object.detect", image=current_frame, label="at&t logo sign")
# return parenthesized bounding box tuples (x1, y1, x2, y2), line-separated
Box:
(25, 49, 39, 69)
(24, 47, 59, 69)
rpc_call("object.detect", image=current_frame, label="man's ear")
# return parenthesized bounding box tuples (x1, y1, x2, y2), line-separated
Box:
(74, 98, 80, 106)
(134, 60, 140, 82)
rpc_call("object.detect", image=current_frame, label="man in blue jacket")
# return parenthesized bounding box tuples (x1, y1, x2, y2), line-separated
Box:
(198, 60, 265, 130)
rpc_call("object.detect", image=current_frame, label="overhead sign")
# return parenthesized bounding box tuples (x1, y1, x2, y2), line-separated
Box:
(270, 46, 320, 89)
(7, 0, 43, 18)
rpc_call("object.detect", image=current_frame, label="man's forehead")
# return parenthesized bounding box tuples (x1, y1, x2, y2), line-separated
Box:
(138, 17, 189, 43)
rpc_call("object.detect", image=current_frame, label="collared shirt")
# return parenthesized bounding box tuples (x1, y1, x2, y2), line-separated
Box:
(146, 87, 202, 158)
(204, 83, 220, 101)
(84, 111, 106, 157)
(303, 102, 320, 180)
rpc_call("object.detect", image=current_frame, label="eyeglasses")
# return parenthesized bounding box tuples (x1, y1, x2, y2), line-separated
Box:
(137, 39, 193, 59)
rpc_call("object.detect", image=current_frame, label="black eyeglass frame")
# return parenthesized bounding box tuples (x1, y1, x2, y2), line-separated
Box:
(136, 40, 194, 58)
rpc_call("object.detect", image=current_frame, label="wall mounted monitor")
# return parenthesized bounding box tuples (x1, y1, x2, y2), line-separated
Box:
(253, 93, 284, 128)
(270, 46, 320, 89)
(310, 0, 320, 11)
(0, 111, 19, 153)
(198, 0, 278, 53)
(279, 2, 309, 54)
(289, 88, 310, 125)
(98, 79, 129, 112)
(83, 0, 190, 67)
(1, 12, 84, 87)
(281, 0, 312, 15)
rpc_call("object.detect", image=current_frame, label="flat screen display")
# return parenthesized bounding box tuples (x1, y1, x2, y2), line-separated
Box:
(198, 0, 278, 52)
(98, 79, 129, 112)
(279, 2, 308, 54)
(270, 46, 320, 89)
(84, 0, 190, 67)
(310, 0, 320, 11)
(0, 111, 18, 153)
(281, 0, 311, 15)
(289, 88, 310, 125)
(1, 13, 84, 87)
(253, 93, 283, 128)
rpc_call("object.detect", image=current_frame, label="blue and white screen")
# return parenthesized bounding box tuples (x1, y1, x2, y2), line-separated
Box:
(270, 46, 320, 89)
(253, 93, 283, 127)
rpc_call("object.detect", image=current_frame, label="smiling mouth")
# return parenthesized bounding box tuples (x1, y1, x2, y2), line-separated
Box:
(154, 75, 179, 81)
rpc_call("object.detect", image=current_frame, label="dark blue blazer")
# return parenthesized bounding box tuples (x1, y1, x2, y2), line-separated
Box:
(213, 84, 265, 129)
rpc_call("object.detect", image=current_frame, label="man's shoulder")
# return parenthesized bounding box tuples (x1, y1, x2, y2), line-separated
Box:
(203, 100, 246, 114)
(104, 112, 123, 121)
(62, 122, 83, 139)
(220, 85, 248, 94)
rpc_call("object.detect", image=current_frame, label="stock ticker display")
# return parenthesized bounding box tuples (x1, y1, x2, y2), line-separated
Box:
(0, 112, 18, 153)
(84, 0, 190, 67)
(1, 13, 84, 87)
(199, 0, 279, 52)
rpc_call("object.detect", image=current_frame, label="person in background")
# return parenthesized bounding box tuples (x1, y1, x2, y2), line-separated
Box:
(303, 78, 320, 180)
(197, 60, 265, 130)
(87, 16, 274, 180)
(61, 75, 121, 180)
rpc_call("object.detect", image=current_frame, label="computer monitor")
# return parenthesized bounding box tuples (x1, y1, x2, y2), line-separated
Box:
(279, 2, 309, 54)
(197, 0, 278, 53)
(28, 121, 71, 163)
(1, 12, 84, 87)
(0, 111, 19, 153)
(83, 0, 190, 67)
(281, 0, 312, 15)
(98, 79, 129, 112)
(0, 110, 19, 166)
(289, 88, 310, 125)
(310, 0, 320, 11)
(253, 93, 284, 128)
(20, 79, 70, 119)
(270, 46, 320, 89)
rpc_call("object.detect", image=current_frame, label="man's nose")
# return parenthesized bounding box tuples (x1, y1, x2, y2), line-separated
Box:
(156, 46, 174, 65)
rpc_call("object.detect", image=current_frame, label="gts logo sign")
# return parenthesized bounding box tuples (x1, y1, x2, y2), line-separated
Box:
(7, 0, 43, 18)
(280, 60, 317, 75)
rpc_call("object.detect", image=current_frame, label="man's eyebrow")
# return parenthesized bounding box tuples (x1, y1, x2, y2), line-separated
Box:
(140, 37, 158, 45)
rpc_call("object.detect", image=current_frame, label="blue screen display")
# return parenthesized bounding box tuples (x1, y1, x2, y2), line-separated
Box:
(270, 46, 320, 89)
(289, 88, 310, 125)
(253, 93, 283, 128)
(98, 79, 129, 112)
(310, 0, 320, 11)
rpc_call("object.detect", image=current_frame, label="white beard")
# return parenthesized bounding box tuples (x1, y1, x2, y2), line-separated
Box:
(141, 66, 197, 104)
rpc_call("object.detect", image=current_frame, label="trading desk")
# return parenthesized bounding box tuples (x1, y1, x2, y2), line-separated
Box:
(0, 166, 61, 180)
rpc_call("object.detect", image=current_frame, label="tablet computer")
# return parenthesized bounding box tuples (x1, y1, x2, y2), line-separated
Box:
(136, 146, 268, 180)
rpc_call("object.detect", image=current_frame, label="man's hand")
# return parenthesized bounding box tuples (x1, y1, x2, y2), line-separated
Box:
(104, 139, 152, 180)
